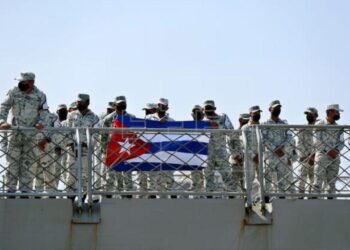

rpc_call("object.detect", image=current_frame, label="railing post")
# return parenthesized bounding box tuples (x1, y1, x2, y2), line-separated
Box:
(242, 128, 252, 207)
(256, 126, 266, 211)
(75, 128, 83, 207)
(86, 128, 93, 206)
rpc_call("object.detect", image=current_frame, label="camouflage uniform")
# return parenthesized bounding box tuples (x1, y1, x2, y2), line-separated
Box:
(101, 111, 136, 193)
(65, 108, 99, 192)
(296, 125, 316, 193)
(204, 113, 233, 192)
(227, 129, 244, 192)
(0, 77, 47, 193)
(32, 108, 58, 192)
(313, 118, 344, 194)
(262, 118, 294, 193)
(146, 113, 175, 196)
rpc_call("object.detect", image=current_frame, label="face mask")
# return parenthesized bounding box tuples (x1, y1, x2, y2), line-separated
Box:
(333, 114, 340, 121)
(252, 114, 260, 122)
(77, 103, 88, 112)
(192, 111, 204, 121)
(57, 109, 68, 121)
(18, 82, 29, 92)
(116, 104, 127, 112)
(271, 109, 281, 117)
(306, 115, 315, 123)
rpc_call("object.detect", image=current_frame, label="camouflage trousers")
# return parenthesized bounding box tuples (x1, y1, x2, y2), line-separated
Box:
(231, 163, 245, 192)
(191, 170, 204, 193)
(205, 154, 232, 192)
(5, 133, 36, 192)
(264, 154, 295, 193)
(245, 156, 259, 196)
(106, 170, 133, 192)
(313, 152, 340, 194)
(32, 143, 57, 192)
(149, 171, 175, 198)
(298, 158, 315, 193)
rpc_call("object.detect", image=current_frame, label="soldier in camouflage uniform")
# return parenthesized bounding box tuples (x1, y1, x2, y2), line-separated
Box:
(296, 107, 318, 194)
(101, 96, 136, 199)
(313, 104, 344, 197)
(242, 106, 263, 201)
(190, 105, 205, 194)
(0, 72, 48, 197)
(146, 98, 176, 198)
(65, 94, 100, 199)
(32, 104, 58, 196)
(143, 103, 157, 117)
(228, 113, 250, 193)
(262, 100, 293, 202)
(202, 100, 233, 194)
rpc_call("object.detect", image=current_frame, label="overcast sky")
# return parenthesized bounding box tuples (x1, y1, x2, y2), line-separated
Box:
(0, 0, 349, 127)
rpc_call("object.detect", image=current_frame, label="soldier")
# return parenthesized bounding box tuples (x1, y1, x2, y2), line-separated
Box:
(0, 72, 48, 198)
(228, 114, 250, 194)
(242, 106, 263, 202)
(142, 103, 157, 117)
(32, 104, 58, 198)
(65, 94, 100, 201)
(146, 98, 175, 198)
(297, 107, 318, 195)
(202, 100, 233, 196)
(68, 102, 77, 113)
(101, 96, 136, 199)
(313, 104, 344, 198)
(262, 100, 293, 202)
(190, 105, 205, 195)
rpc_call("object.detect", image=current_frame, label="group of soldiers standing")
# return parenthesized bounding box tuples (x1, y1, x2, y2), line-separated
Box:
(0, 72, 347, 201)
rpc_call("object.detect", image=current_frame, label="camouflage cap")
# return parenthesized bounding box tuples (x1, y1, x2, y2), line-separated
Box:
(108, 102, 115, 109)
(57, 104, 67, 111)
(15, 72, 35, 81)
(249, 105, 262, 113)
(239, 113, 250, 120)
(158, 98, 169, 106)
(326, 104, 343, 112)
(192, 105, 203, 111)
(269, 100, 282, 108)
(304, 107, 318, 115)
(77, 93, 90, 103)
(115, 95, 126, 104)
(203, 100, 216, 108)
(69, 101, 77, 109)
(143, 103, 157, 110)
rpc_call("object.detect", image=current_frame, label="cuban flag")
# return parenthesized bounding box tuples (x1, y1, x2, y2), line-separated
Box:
(105, 115, 211, 171)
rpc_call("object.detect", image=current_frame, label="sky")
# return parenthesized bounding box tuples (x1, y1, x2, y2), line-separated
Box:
(0, 0, 349, 127)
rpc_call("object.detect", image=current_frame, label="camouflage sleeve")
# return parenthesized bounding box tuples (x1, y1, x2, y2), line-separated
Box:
(336, 131, 345, 152)
(296, 130, 308, 159)
(261, 122, 276, 151)
(100, 115, 113, 152)
(37, 93, 48, 125)
(226, 131, 242, 159)
(0, 89, 13, 125)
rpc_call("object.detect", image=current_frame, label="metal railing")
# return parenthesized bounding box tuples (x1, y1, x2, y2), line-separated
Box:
(0, 125, 349, 208)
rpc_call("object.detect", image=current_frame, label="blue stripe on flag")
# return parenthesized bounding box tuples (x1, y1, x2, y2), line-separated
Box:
(112, 162, 205, 171)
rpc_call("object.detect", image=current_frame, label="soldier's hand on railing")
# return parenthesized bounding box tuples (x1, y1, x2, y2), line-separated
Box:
(38, 139, 49, 151)
(274, 147, 285, 157)
(234, 155, 243, 164)
(327, 149, 338, 159)
(54, 147, 62, 156)
(210, 121, 219, 129)
(0, 122, 11, 129)
(253, 154, 259, 164)
(67, 143, 75, 151)
(35, 123, 44, 130)
(308, 153, 315, 165)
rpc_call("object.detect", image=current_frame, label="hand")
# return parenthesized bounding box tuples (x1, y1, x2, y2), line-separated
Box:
(253, 154, 259, 164)
(234, 155, 243, 164)
(159, 118, 167, 123)
(327, 149, 338, 159)
(274, 147, 285, 157)
(35, 123, 44, 130)
(210, 121, 219, 129)
(0, 122, 11, 129)
(38, 139, 49, 151)
(308, 153, 315, 165)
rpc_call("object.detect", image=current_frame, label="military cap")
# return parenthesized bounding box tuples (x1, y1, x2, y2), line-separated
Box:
(192, 105, 203, 111)
(158, 98, 169, 106)
(15, 72, 35, 81)
(326, 104, 343, 112)
(115, 96, 127, 104)
(77, 93, 90, 103)
(69, 102, 77, 109)
(249, 105, 262, 113)
(239, 113, 250, 120)
(108, 102, 115, 109)
(304, 107, 318, 115)
(269, 100, 282, 108)
(143, 103, 157, 110)
(203, 100, 216, 108)
(57, 104, 67, 111)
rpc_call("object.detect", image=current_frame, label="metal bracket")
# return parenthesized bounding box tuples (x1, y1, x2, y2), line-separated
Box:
(244, 205, 273, 225)
(72, 203, 101, 224)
